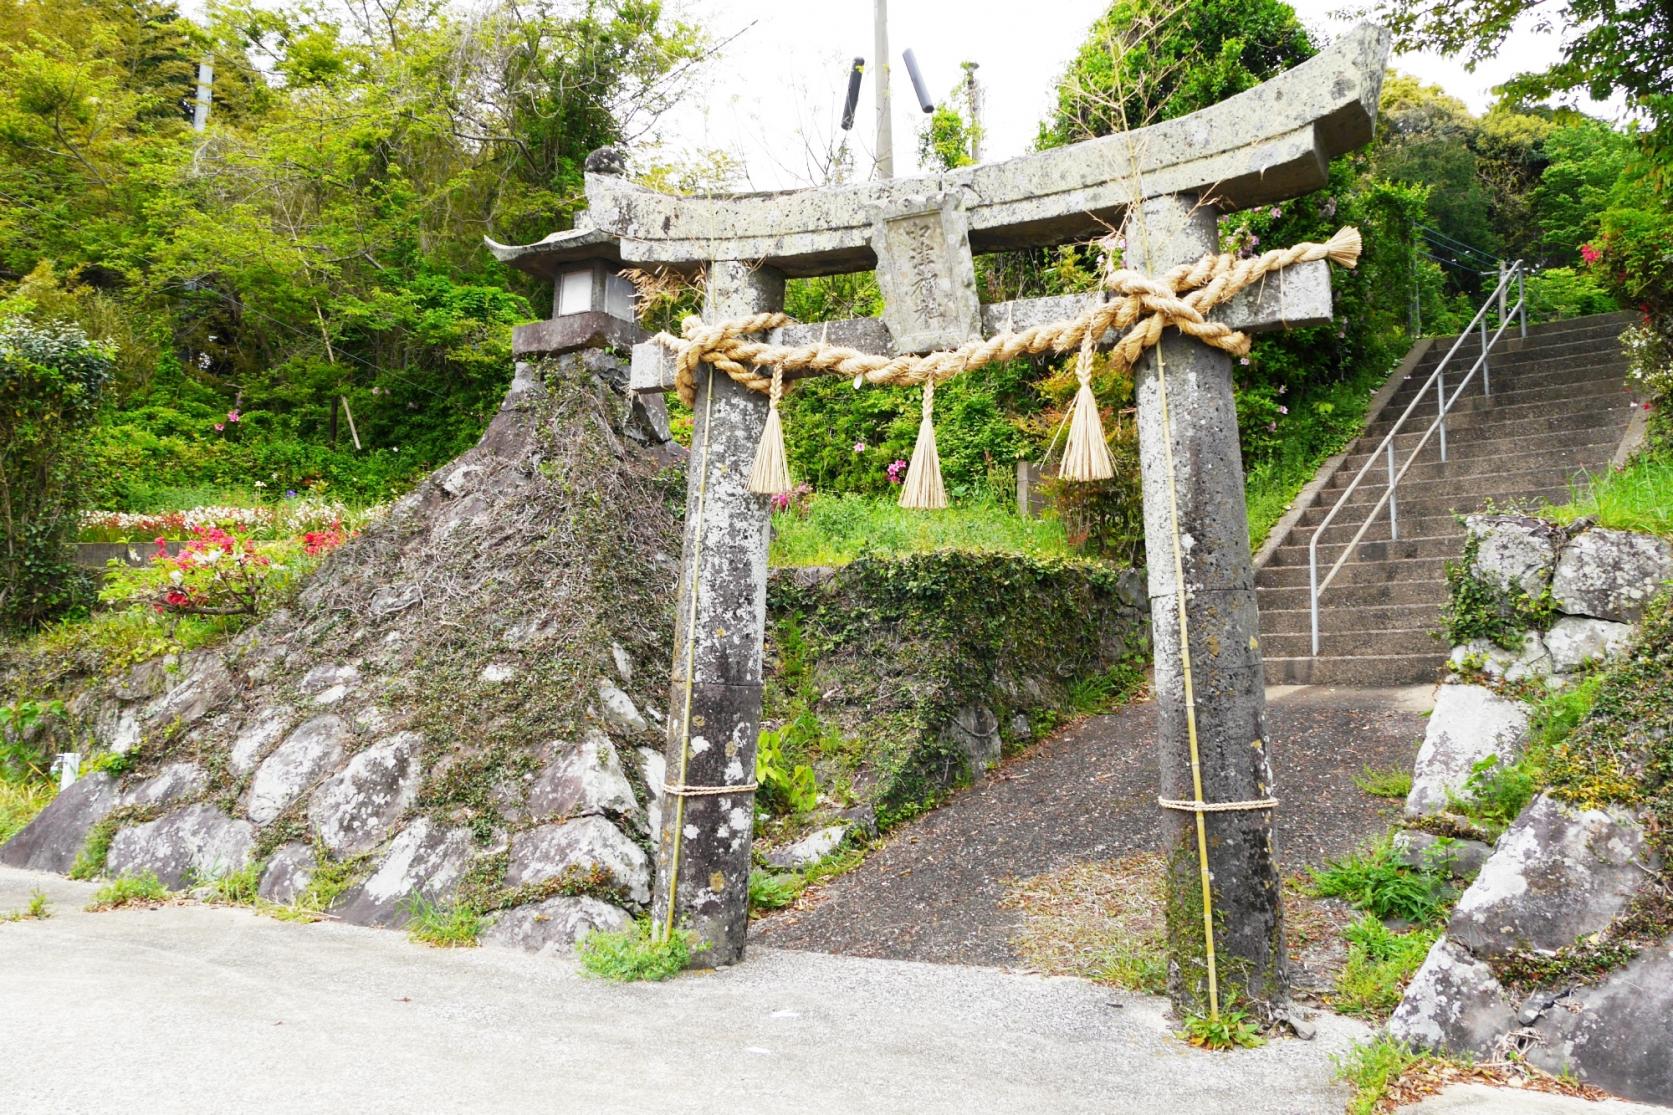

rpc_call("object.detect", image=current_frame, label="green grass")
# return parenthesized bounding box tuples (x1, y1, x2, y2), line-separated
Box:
(272, 852, 364, 922)
(1542, 453, 1673, 537)
(577, 919, 698, 981)
(68, 817, 118, 880)
(1333, 914, 1440, 1017)
(1309, 839, 1453, 925)
(1066, 655, 1149, 715)
(748, 870, 806, 912)
(404, 893, 484, 948)
(0, 780, 54, 844)
(1353, 765, 1414, 799)
(1087, 938, 1168, 994)
(1336, 1035, 1447, 1115)
(203, 862, 263, 905)
(87, 872, 169, 910)
(1, 888, 50, 922)
(767, 494, 1075, 567)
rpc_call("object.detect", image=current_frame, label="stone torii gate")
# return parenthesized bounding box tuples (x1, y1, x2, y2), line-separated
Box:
(496, 25, 1388, 1014)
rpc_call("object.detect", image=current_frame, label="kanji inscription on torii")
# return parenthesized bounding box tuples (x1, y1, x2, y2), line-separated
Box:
(869, 193, 982, 352)
(492, 23, 1391, 1016)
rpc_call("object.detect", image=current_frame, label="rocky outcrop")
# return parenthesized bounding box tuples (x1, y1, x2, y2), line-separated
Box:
(1551, 527, 1673, 624)
(1, 353, 681, 940)
(481, 895, 633, 956)
(1405, 684, 1529, 819)
(1390, 794, 1666, 1104)
(105, 804, 256, 889)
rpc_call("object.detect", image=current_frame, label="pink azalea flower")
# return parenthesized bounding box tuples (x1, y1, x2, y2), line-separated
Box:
(1579, 243, 1602, 265)
(853, 440, 867, 454)
(214, 423, 225, 432)
(227, 409, 241, 423)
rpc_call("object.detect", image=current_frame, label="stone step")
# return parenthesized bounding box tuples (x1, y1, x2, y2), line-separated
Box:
(1307, 512, 1462, 547)
(1320, 467, 1580, 510)
(1264, 532, 1468, 568)
(1263, 653, 1446, 687)
(1413, 332, 1628, 370)
(1346, 409, 1632, 459)
(1256, 554, 1449, 588)
(1336, 427, 1619, 473)
(1393, 358, 1627, 398)
(1318, 449, 1603, 498)
(1377, 377, 1632, 421)
(1261, 625, 1444, 658)
(1256, 578, 1448, 611)
(1260, 602, 1445, 634)
(1363, 391, 1630, 440)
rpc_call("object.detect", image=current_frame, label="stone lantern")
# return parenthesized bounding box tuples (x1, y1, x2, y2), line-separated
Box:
(487, 225, 644, 356)
(485, 224, 671, 446)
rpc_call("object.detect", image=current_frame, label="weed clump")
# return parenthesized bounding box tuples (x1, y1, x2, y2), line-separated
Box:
(1, 888, 50, 922)
(1309, 840, 1454, 925)
(1333, 915, 1438, 1017)
(404, 893, 484, 948)
(87, 872, 168, 910)
(577, 920, 698, 982)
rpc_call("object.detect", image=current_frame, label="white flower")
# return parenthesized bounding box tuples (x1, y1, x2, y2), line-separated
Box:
(169, 570, 184, 585)
(196, 548, 221, 565)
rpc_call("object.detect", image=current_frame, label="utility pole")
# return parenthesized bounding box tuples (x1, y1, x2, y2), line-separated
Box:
(962, 61, 982, 163)
(192, 58, 214, 132)
(873, 0, 893, 179)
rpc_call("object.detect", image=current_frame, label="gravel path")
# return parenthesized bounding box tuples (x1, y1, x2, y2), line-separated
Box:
(755, 684, 1432, 965)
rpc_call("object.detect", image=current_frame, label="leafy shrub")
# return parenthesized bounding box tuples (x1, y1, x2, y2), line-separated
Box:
(755, 725, 819, 818)
(1452, 754, 1539, 836)
(0, 316, 113, 629)
(577, 920, 697, 981)
(0, 698, 65, 783)
(1521, 266, 1618, 322)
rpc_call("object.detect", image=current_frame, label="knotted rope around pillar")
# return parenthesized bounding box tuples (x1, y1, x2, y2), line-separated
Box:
(654, 226, 1361, 498)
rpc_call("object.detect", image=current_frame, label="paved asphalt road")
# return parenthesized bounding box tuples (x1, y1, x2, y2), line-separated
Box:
(0, 868, 1371, 1115)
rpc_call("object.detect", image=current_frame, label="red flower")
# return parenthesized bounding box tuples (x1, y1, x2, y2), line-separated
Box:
(1579, 243, 1602, 265)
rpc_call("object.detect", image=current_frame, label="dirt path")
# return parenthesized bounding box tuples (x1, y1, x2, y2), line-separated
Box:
(755, 684, 1432, 965)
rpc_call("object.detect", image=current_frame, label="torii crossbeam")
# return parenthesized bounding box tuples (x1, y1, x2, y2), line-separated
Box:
(493, 24, 1390, 1016)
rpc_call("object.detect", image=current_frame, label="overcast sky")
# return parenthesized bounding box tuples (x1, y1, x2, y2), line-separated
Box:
(653, 0, 1604, 190)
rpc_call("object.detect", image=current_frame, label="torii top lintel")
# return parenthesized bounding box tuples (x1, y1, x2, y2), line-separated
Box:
(532, 24, 1388, 279)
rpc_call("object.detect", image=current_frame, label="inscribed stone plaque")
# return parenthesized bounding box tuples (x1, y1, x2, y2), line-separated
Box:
(870, 193, 982, 353)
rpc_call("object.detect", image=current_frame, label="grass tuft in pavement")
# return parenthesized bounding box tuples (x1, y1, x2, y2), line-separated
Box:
(577, 920, 698, 982)
(87, 872, 169, 911)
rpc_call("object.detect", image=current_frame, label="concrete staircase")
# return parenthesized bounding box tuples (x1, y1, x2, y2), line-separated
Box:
(1258, 311, 1637, 686)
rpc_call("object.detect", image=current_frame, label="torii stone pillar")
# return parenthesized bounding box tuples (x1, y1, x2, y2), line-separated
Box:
(1130, 194, 1283, 1010)
(653, 261, 782, 964)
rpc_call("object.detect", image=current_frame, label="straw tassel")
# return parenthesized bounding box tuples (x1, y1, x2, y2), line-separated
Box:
(1058, 332, 1115, 482)
(747, 365, 793, 496)
(1324, 225, 1363, 268)
(899, 378, 947, 510)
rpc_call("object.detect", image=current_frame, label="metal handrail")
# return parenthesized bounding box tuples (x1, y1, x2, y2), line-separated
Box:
(1307, 261, 1529, 655)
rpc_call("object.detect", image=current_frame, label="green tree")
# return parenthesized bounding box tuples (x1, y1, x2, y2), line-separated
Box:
(1038, 0, 1315, 144)
(0, 313, 113, 628)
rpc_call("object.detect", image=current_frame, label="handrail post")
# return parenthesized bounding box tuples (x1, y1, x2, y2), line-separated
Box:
(1518, 264, 1527, 339)
(1309, 547, 1320, 657)
(1386, 441, 1398, 539)
(1481, 315, 1490, 397)
(1497, 260, 1508, 326)
(1436, 367, 1447, 462)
